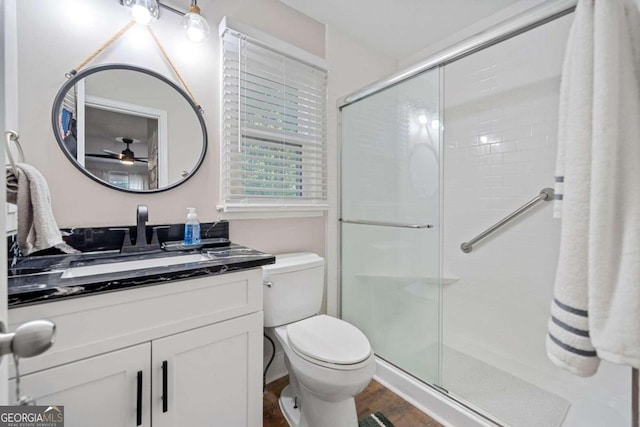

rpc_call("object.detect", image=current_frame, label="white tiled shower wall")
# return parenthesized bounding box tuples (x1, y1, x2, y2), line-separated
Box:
(442, 13, 631, 426)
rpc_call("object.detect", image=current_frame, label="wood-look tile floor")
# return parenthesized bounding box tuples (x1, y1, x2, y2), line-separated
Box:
(263, 376, 443, 427)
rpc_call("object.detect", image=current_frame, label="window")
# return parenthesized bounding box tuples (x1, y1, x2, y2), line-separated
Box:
(220, 18, 328, 212)
(108, 171, 129, 189)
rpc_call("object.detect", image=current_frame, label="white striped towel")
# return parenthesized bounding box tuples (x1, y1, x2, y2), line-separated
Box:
(548, 0, 640, 376)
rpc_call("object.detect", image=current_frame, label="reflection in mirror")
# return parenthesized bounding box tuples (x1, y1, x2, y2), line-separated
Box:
(53, 65, 207, 193)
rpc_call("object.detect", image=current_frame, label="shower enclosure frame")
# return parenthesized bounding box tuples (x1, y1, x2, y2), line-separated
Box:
(337, 0, 638, 425)
(337, 0, 577, 108)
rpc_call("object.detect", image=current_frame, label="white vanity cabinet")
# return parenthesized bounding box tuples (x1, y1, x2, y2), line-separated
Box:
(152, 313, 263, 427)
(8, 268, 264, 427)
(10, 343, 152, 427)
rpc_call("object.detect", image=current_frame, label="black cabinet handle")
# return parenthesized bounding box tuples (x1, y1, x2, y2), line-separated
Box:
(162, 360, 168, 413)
(136, 371, 143, 426)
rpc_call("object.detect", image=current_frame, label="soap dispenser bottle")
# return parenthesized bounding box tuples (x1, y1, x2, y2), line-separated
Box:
(184, 207, 201, 245)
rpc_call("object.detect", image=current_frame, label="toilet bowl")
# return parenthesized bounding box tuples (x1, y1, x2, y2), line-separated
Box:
(263, 253, 375, 427)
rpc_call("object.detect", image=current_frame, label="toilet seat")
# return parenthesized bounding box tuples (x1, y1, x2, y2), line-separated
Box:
(286, 315, 372, 370)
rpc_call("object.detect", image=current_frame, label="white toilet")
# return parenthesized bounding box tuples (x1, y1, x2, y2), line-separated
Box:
(263, 253, 375, 427)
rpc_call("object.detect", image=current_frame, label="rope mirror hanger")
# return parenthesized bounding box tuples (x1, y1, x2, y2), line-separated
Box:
(65, 20, 203, 114)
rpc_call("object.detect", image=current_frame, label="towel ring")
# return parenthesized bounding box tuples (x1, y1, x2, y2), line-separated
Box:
(5, 130, 25, 171)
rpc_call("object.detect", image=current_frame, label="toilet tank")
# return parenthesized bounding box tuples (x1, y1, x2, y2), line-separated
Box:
(262, 252, 325, 327)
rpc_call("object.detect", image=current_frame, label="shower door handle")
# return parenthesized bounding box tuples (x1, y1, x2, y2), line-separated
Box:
(340, 219, 434, 229)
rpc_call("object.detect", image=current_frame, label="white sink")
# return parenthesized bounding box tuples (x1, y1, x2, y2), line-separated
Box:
(60, 253, 212, 279)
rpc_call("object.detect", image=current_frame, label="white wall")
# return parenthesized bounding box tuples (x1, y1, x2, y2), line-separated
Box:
(397, 0, 550, 70)
(442, 13, 630, 426)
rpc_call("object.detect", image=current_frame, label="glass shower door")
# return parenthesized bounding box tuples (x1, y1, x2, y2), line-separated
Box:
(340, 68, 442, 384)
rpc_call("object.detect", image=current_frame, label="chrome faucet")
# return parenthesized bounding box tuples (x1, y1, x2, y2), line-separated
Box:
(136, 205, 149, 247)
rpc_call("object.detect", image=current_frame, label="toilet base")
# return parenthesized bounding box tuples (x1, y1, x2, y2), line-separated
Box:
(279, 385, 302, 427)
(279, 383, 359, 427)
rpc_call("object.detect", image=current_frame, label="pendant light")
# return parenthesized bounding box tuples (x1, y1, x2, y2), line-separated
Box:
(119, 0, 209, 43)
(182, 0, 210, 43)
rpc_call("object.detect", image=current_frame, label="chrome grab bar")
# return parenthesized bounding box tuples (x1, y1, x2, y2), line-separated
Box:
(460, 187, 554, 253)
(340, 219, 434, 229)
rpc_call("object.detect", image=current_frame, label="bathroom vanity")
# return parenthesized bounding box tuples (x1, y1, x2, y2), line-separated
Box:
(7, 222, 274, 427)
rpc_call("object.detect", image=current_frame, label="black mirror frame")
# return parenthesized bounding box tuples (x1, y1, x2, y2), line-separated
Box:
(51, 63, 208, 194)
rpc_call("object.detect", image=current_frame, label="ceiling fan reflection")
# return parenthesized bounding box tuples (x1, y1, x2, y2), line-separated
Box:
(86, 137, 149, 164)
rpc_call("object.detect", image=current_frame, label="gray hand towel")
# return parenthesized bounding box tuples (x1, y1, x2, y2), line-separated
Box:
(7, 163, 77, 256)
(6, 166, 18, 199)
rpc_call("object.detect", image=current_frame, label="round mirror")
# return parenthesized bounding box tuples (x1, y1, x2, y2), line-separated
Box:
(52, 64, 207, 193)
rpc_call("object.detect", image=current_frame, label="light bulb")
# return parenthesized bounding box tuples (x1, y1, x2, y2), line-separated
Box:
(131, 4, 151, 24)
(187, 25, 205, 43)
(418, 114, 428, 125)
(182, 4, 210, 43)
(124, 0, 159, 25)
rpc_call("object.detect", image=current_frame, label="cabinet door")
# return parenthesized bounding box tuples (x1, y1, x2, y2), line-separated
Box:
(152, 312, 263, 427)
(10, 343, 150, 427)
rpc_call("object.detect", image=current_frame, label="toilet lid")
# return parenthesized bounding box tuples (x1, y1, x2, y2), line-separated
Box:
(287, 315, 371, 365)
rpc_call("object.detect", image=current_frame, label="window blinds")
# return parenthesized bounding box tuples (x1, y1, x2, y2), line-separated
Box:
(221, 25, 328, 210)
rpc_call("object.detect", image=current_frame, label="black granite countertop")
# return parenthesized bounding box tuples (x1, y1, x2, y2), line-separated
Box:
(8, 244, 275, 307)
